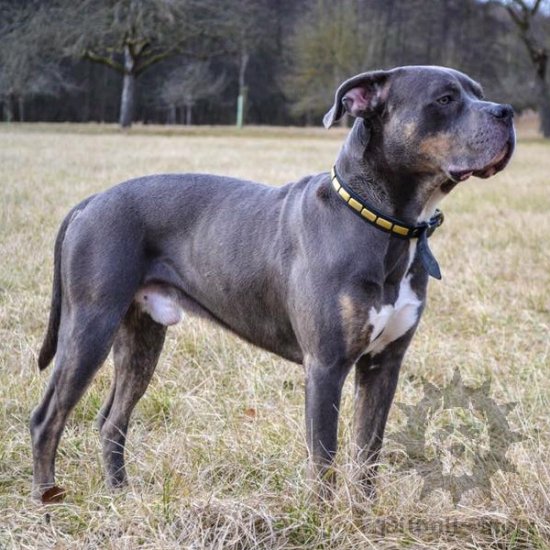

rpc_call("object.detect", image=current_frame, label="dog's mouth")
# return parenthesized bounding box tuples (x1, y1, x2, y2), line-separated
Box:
(473, 141, 514, 178)
(448, 138, 515, 183)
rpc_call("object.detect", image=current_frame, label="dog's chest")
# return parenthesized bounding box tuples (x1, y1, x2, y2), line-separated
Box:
(363, 241, 422, 357)
(365, 273, 422, 357)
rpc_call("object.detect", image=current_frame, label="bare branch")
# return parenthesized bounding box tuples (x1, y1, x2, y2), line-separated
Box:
(83, 50, 124, 73)
(531, 0, 543, 15)
(135, 49, 176, 76)
(157, 61, 227, 110)
(505, 5, 526, 28)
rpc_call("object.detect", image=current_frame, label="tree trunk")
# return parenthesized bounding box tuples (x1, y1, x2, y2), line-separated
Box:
(505, 2, 549, 138)
(119, 45, 136, 128)
(83, 62, 91, 122)
(4, 95, 14, 122)
(18, 96, 25, 122)
(236, 49, 250, 128)
(99, 67, 108, 122)
(167, 104, 176, 124)
(537, 75, 550, 137)
(119, 72, 135, 128)
(185, 103, 192, 126)
(380, 0, 395, 65)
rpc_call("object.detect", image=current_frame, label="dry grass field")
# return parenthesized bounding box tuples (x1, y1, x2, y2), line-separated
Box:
(0, 120, 549, 549)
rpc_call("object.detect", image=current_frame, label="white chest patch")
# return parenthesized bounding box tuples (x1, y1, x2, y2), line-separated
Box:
(365, 274, 421, 356)
(365, 242, 422, 357)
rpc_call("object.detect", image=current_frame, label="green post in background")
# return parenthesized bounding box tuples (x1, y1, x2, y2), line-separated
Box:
(236, 86, 248, 128)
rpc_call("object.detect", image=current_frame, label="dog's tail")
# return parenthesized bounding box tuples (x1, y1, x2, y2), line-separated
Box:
(38, 197, 95, 370)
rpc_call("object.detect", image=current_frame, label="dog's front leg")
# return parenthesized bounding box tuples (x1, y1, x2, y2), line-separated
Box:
(304, 359, 351, 498)
(353, 350, 403, 497)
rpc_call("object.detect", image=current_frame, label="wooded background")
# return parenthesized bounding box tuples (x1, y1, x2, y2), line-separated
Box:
(0, 0, 549, 134)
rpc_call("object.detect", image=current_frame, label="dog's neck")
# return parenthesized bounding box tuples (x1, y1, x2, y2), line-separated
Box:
(334, 120, 447, 225)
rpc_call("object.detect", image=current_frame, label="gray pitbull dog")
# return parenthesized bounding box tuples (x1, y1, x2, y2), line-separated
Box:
(31, 65, 515, 500)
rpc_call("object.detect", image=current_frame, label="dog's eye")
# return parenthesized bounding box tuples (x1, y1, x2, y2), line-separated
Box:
(437, 95, 453, 105)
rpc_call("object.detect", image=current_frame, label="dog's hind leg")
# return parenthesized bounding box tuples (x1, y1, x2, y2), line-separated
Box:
(30, 306, 124, 500)
(98, 303, 167, 488)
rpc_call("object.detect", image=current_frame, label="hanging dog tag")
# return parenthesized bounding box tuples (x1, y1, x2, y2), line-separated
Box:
(417, 229, 442, 280)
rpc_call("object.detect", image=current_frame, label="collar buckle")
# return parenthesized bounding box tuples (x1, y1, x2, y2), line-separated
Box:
(425, 209, 444, 237)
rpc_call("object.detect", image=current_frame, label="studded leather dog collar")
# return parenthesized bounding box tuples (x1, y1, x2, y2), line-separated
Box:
(330, 166, 444, 279)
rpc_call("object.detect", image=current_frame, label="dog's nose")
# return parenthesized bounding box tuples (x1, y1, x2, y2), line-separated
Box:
(489, 103, 514, 121)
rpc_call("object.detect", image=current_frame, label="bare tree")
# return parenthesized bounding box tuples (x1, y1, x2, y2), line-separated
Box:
(0, 2, 72, 122)
(223, 0, 272, 127)
(158, 62, 226, 125)
(503, 0, 550, 136)
(283, 0, 374, 123)
(61, 0, 224, 128)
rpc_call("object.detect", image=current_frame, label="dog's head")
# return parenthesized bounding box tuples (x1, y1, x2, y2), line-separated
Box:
(324, 66, 515, 185)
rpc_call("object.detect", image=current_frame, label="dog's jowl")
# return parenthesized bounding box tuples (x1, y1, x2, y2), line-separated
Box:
(31, 65, 515, 501)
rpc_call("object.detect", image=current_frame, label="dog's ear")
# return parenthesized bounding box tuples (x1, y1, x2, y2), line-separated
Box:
(323, 70, 392, 129)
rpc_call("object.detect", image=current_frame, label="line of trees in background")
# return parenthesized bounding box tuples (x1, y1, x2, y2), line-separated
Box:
(0, 0, 549, 136)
